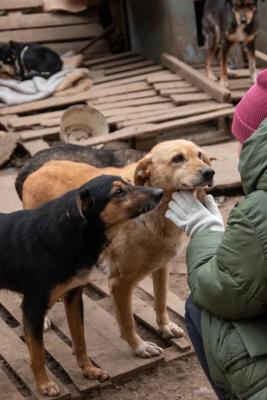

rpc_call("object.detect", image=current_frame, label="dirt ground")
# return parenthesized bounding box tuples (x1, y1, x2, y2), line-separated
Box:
(91, 195, 241, 400)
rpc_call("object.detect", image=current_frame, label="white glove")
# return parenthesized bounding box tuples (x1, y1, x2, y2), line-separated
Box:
(165, 191, 224, 237)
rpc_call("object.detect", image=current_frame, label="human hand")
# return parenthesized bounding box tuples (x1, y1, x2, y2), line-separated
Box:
(165, 191, 224, 237)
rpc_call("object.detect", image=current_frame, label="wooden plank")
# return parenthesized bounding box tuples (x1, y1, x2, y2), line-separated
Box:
(203, 141, 241, 190)
(48, 39, 109, 57)
(22, 139, 50, 155)
(8, 111, 63, 129)
(94, 66, 164, 84)
(0, 319, 70, 400)
(161, 53, 231, 103)
(256, 50, 267, 64)
(117, 102, 231, 128)
(154, 82, 192, 90)
(231, 90, 246, 101)
(89, 269, 190, 353)
(20, 127, 58, 141)
(91, 55, 145, 70)
(0, 83, 150, 116)
(228, 78, 251, 90)
(146, 73, 182, 84)
(160, 87, 200, 96)
(92, 90, 156, 105)
(0, 91, 92, 115)
(0, 0, 42, 10)
(94, 96, 170, 110)
(80, 107, 234, 146)
(0, 24, 102, 43)
(107, 104, 177, 123)
(138, 277, 185, 320)
(49, 299, 163, 381)
(0, 0, 102, 10)
(0, 292, 99, 394)
(0, 13, 99, 30)
(171, 92, 211, 105)
(0, 369, 24, 400)
(102, 102, 175, 118)
(104, 60, 156, 75)
(85, 52, 138, 67)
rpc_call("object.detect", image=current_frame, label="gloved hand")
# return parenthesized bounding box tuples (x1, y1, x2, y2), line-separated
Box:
(165, 191, 224, 237)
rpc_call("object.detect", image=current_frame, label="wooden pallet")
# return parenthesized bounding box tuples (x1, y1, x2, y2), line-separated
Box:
(0, 52, 234, 154)
(0, 268, 191, 400)
(0, 0, 109, 58)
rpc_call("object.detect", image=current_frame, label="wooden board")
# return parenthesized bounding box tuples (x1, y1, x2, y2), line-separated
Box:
(0, 292, 99, 394)
(161, 53, 231, 103)
(171, 92, 211, 105)
(80, 108, 234, 146)
(116, 102, 230, 128)
(94, 96, 170, 110)
(0, 369, 24, 400)
(94, 66, 164, 84)
(0, 319, 70, 400)
(0, 0, 101, 10)
(21, 139, 50, 155)
(0, 13, 98, 30)
(84, 51, 138, 67)
(203, 141, 241, 190)
(91, 55, 145, 70)
(0, 23, 102, 43)
(92, 89, 156, 105)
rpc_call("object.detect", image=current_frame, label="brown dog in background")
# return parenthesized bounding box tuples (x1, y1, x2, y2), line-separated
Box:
(21, 140, 215, 358)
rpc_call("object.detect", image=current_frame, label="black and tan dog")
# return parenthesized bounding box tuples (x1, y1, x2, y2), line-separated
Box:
(0, 175, 163, 396)
(0, 41, 62, 80)
(203, 0, 262, 86)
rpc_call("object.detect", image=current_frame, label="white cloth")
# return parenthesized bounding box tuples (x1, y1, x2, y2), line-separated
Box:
(0, 68, 84, 106)
(165, 191, 224, 237)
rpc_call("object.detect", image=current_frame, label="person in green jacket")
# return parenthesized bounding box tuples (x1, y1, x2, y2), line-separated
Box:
(165, 69, 267, 400)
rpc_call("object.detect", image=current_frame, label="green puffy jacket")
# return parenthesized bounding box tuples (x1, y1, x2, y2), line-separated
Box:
(187, 119, 267, 399)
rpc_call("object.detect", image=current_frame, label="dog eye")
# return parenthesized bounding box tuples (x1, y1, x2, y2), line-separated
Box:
(113, 188, 125, 197)
(172, 154, 185, 163)
(198, 152, 202, 159)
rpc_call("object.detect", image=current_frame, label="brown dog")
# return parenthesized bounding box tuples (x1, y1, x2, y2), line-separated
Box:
(21, 140, 214, 358)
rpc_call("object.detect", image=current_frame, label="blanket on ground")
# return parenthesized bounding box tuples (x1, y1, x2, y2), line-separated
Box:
(0, 68, 92, 106)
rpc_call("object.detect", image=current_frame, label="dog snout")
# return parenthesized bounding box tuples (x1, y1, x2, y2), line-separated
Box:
(201, 167, 215, 181)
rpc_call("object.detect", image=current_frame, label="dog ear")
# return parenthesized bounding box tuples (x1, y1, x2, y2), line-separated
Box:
(202, 152, 217, 166)
(76, 189, 93, 217)
(134, 155, 152, 186)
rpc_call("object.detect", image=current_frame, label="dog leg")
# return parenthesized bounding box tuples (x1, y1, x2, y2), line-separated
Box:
(220, 40, 233, 87)
(63, 288, 109, 382)
(205, 32, 219, 82)
(22, 300, 59, 397)
(247, 40, 257, 83)
(110, 277, 162, 358)
(152, 266, 184, 339)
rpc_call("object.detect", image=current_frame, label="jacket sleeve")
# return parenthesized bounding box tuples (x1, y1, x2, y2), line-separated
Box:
(187, 206, 266, 320)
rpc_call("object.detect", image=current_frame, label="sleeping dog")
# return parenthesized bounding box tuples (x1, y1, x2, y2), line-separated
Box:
(0, 175, 163, 396)
(203, 0, 261, 86)
(0, 41, 62, 80)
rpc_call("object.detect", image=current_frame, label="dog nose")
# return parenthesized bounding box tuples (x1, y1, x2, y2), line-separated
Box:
(240, 16, 247, 24)
(202, 168, 215, 181)
(152, 188, 164, 202)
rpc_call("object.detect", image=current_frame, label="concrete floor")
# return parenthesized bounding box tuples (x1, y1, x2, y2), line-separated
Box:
(0, 169, 21, 213)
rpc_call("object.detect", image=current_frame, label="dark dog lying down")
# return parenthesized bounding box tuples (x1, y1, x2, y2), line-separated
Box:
(0, 175, 163, 396)
(0, 41, 62, 80)
(15, 144, 145, 200)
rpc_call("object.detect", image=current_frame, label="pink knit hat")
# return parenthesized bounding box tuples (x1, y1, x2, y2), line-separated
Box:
(232, 69, 267, 143)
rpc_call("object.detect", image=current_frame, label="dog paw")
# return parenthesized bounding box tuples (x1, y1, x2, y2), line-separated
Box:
(135, 341, 163, 358)
(83, 366, 109, 382)
(207, 73, 217, 82)
(250, 73, 257, 84)
(227, 68, 238, 78)
(159, 322, 184, 340)
(44, 316, 51, 332)
(38, 379, 59, 397)
(220, 79, 228, 88)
